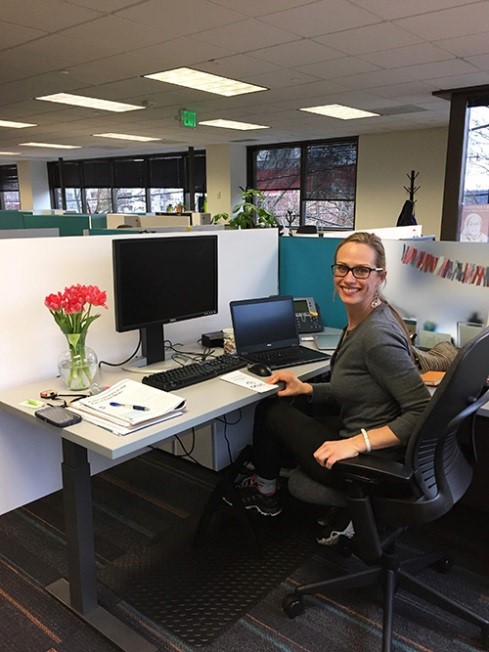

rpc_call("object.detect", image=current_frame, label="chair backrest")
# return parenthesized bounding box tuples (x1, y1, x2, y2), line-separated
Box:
(406, 327, 489, 510)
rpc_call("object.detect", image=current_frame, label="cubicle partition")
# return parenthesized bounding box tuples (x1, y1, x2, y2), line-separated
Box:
(0, 229, 279, 514)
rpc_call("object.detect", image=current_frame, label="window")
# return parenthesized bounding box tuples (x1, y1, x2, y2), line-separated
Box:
(47, 151, 205, 214)
(0, 165, 20, 209)
(250, 138, 357, 229)
(436, 85, 489, 241)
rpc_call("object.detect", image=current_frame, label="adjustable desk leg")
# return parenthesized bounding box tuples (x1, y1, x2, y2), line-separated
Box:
(47, 439, 156, 652)
(60, 438, 97, 613)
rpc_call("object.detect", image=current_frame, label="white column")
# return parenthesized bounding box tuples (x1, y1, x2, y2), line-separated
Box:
(17, 160, 51, 211)
(205, 144, 247, 219)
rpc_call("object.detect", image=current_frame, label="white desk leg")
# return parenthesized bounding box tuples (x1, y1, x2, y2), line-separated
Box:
(47, 439, 156, 652)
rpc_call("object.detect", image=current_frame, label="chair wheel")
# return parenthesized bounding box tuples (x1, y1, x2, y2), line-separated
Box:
(432, 557, 453, 574)
(283, 594, 305, 618)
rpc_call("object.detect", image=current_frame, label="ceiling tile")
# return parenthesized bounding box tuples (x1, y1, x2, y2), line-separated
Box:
(258, 0, 381, 37)
(361, 43, 454, 68)
(313, 22, 423, 55)
(251, 39, 344, 67)
(395, 2, 489, 41)
(0, 0, 102, 30)
(190, 18, 298, 51)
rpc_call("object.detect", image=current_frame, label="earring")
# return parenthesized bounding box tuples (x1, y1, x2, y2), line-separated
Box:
(332, 288, 337, 302)
(371, 291, 380, 308)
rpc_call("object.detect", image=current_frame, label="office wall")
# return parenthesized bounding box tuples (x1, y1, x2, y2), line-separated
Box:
(0, 229, 279, 514)
(206, 144, 247, 218)
(356, 127, 447, 238)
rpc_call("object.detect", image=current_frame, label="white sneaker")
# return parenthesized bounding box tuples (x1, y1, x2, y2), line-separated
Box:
(317, 519, 355, 546)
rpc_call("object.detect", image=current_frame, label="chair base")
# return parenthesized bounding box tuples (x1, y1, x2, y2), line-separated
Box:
(283, 549, 489, 652)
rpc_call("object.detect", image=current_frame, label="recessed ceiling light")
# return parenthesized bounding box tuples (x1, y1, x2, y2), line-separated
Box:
(35, 93, 144, 113)
(299, 103, 380, 120)
(0, 119, 37, 128)
(93, 133, 162, 142)
(144, 67, 267, 97)
(0, 151, 19, 155)
(19, 142, 82, 149)
(199, 119, 270, 130)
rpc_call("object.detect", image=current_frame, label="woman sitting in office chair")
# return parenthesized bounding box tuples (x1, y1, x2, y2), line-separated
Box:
(229, 232, 430, 545)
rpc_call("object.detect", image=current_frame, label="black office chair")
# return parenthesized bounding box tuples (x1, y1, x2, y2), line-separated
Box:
(283, 327, 489, 652)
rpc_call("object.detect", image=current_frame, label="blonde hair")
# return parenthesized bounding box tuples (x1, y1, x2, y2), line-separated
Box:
(336, 232, 414, 351)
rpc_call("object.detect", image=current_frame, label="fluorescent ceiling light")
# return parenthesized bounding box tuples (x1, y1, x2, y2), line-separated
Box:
(36, 93, 144, 113)
(299, 103, 380, 120)
(0, 151, 19, 155)
(93, 133, 161, 142)
(19, 142, 82, 149)
(144, 67, 267, 97)
(0, 119, 37, 128)
(199, 119, 270, 130)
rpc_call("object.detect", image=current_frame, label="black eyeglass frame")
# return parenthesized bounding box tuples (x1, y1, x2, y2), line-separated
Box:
(331, 263, 384, 279)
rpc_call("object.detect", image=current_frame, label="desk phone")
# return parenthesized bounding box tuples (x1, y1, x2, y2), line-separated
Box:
(293, 297, 324, 334)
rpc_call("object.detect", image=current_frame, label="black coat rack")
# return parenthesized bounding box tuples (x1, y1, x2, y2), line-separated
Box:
(404, 170, 420, 202)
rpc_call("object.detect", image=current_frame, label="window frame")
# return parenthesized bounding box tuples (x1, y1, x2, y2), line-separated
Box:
(248, 137, 358, 230)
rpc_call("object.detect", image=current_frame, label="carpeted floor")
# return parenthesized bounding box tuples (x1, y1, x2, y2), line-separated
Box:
(0, 449, 487, 651)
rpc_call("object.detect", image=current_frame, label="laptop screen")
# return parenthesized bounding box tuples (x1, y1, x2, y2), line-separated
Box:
(230, 295, 300, 355)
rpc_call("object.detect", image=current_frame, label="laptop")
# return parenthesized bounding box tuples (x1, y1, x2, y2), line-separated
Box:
(230, 295, 331, 369)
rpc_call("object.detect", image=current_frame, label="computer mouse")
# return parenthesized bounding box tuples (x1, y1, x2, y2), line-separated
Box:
(247, 362, 273, 377)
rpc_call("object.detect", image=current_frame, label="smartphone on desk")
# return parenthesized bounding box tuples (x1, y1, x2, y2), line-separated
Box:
(35, 406, 82, 428)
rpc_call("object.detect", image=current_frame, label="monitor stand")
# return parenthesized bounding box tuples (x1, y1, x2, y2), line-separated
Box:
(122, 325, 168, 374)
(122, 357, 171, 375)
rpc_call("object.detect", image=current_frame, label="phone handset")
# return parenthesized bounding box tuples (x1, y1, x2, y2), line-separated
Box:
(293, 297, 324, 334)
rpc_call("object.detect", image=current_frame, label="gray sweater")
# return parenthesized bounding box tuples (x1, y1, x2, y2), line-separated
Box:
(311, 303, 430, 445)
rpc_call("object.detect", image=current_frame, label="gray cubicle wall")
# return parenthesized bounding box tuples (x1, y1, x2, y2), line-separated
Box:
(0, 228, 59, 238)
(382, 239, 489, 339)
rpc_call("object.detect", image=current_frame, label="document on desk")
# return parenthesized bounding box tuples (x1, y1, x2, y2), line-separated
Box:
(220, 371, 279, 393)
(67, 378, 186, 434)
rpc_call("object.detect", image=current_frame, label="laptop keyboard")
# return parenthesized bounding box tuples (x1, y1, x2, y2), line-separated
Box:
(245, 346, 330, 369)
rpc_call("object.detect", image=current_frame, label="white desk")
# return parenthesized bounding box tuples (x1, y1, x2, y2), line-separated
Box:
(0, 358, 329, 651)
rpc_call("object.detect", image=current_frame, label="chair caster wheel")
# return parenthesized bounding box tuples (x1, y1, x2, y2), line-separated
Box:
(283, 594, 305, 618)
(432, 557, 453, 574)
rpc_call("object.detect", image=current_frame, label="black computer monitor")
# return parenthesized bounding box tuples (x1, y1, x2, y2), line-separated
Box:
(112, 235, 218, 366)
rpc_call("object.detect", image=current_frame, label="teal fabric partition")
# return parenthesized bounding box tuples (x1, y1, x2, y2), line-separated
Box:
(279, 236, 347, 329)
(0, 211, 27, 229)
(89, 214, 107, 229)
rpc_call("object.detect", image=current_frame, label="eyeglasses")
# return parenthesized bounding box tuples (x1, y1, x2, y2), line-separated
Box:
(331, 263, 383, 279)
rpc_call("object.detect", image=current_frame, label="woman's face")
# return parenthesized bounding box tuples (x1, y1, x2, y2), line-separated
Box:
(334, 242, 386, 310)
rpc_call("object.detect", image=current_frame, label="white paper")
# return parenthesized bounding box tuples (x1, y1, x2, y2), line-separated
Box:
(68, 406, 183, 436)
(73, 379, 186, 427)
(220, 370, 279, 393)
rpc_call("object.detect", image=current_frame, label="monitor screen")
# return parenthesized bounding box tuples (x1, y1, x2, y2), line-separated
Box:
(112, 235, 218, 365)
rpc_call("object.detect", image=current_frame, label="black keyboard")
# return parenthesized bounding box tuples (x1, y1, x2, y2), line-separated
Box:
(142, 354, 246, 392)
(245, 346, 330, 369)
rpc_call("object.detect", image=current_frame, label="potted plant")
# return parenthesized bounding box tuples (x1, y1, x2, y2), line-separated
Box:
(211, 188, 278, 228)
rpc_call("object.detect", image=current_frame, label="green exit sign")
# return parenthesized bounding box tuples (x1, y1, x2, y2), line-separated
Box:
(179, 109, 197, 128)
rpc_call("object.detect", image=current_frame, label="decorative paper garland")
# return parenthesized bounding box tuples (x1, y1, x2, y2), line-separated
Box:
(401, 244, 489, 287)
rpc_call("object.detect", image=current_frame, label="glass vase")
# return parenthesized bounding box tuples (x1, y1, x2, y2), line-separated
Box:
(57, 333, 98, 390)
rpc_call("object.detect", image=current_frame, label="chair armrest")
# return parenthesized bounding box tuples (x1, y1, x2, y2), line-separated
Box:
(335, 455, 413, 484)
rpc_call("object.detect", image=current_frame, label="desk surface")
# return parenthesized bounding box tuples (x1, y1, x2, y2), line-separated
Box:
(0, 358, 329, 460)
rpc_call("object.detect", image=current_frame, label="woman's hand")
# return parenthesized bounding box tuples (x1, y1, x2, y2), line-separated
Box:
(267, 371, 313, 397)
(313, 438, 362, 470)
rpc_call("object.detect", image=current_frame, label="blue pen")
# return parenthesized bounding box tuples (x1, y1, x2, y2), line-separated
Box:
(109, 401, 149, 411)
